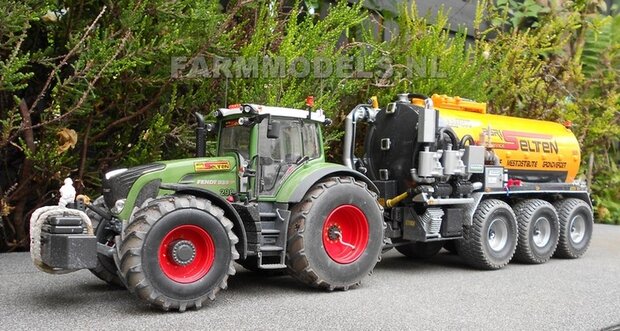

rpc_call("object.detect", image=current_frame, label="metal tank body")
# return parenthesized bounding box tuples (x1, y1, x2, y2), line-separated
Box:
(420, 95, 581, 183)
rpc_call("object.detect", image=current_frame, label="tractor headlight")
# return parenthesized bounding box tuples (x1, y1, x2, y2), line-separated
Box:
(112, 199, 126, 214)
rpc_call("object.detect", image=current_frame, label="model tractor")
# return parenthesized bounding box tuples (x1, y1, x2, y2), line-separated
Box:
(29, 93, 594, 311)
(30, 99, 384, 311)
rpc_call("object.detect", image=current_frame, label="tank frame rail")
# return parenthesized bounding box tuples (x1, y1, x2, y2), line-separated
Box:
(484, 181, 588, 194)
(461, 181, 591, 227)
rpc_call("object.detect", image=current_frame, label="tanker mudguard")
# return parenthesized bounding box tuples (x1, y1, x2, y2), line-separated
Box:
(159, 183, 247, 259)
(286, 166, 379, 203)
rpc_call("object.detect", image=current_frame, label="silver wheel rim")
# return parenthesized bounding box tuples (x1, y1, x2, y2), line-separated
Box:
(569, 215, 586, 244)
(488, 218, 508, 252)
(532, 216, 551, 248)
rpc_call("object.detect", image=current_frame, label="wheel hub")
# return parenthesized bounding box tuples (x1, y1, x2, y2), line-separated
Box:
(569, 215, 586, 243)
(322, 205, 369, 264)
(532, 217, 551, 247)
(487, 218, 508, 252)
(327, 225, 341, 241)
(170, 240, 196, 266)
(158, 224, 215, 284)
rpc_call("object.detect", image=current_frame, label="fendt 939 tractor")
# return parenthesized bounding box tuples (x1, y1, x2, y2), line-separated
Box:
(30, 93, 593, 311)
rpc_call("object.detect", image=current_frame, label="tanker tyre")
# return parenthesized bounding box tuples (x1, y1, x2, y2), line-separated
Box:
(87, 196, 123, 287)
(553, 198, 593, 259)
(457, 199, 518, 270)
(118, 195, 238, 311)
(513, 199, 559, 264)
(395, 241, 443, 259)
(286, 176, 384, 291)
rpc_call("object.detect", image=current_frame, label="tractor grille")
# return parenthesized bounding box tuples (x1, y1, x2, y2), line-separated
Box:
(102, 163, 165, 207)
(420, 208, 444, 237)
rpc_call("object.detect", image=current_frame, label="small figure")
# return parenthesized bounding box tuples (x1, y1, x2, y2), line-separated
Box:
(58, 178, 76, 207)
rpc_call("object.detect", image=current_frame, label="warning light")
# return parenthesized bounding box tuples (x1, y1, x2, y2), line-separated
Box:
(305, 96, 314, 108)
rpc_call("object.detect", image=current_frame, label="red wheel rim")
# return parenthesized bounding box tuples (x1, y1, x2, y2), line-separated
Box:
(322, 205, 369, 264)
(158, 224, 215, 283)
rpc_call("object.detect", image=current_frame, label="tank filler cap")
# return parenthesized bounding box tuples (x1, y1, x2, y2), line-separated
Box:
(397, 93, 411, 103)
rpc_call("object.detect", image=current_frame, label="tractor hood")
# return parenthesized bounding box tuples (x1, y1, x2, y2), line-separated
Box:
(103, 157, 238, 221)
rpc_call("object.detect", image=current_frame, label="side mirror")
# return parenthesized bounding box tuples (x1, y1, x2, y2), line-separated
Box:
(267, 121, 280, 139)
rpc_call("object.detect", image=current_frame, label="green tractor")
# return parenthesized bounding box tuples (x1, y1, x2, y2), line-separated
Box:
(30, 101, 384, 311)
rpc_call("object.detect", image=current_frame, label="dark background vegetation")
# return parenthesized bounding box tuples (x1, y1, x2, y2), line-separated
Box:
(1, 0, 618, 251)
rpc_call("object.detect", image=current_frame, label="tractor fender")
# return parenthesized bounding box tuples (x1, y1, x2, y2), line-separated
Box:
(159, 183, 248, 260)
(285, 165, 378, 203)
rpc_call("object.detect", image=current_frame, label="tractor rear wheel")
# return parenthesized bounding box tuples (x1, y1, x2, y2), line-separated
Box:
(87, 196, 123, 287)
(118, 195, 238, 311)
(457, 199, 518, 270)
(553, 198, 593, 259)
(287, 177, 384, 291)
(513, 199, 559, 264)
(395, 241, 444, 259)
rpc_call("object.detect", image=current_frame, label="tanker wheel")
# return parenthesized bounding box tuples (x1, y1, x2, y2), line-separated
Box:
(87, 196, 123, 287)
(513, 199, 559, 264)
(119, 195, 239, 311)
(395, 241, 444, 259)
(457, 199, 518, 270)
(286, 177, 384, 291)
(553, 198, 593, 259)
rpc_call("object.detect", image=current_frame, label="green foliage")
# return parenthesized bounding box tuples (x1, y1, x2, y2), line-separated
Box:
(361, 4, 492, 104)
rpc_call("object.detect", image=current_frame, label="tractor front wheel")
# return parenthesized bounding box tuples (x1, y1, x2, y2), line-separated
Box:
(118, 195, 238, 311)
(287, 177, 384, 291)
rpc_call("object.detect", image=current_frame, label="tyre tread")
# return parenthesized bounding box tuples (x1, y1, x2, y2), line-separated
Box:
(118, 195, 238, 311)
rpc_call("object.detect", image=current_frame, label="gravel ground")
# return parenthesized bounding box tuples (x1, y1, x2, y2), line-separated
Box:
(1, 224, 619, 330)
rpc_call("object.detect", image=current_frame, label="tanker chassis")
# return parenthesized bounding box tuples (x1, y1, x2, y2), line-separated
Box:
(29, 93, 593, 311)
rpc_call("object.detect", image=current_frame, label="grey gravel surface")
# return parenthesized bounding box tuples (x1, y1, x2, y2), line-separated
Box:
(1, 224, 619, 330)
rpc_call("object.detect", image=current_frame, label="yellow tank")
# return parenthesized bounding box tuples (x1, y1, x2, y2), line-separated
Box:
(414, 95, 581, 183)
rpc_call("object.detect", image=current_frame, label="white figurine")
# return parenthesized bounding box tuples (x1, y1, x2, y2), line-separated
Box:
(58, 178, 76, 207)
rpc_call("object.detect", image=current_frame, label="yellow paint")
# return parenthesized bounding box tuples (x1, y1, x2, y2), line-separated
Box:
(413, 95, 581, 183)
(194, 160, 232, 172)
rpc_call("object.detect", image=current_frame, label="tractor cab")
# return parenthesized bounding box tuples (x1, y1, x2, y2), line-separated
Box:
(213, 103, 328, 198)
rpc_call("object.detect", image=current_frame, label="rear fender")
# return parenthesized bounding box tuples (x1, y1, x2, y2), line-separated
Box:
(280, 165, 378, 203)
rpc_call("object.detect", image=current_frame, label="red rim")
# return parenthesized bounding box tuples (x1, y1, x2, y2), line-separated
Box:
(158, 224, 215, 283)
(322, 205, 369, 264)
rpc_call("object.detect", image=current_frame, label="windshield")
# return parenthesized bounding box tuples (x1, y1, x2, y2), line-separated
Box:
(218, 119, 251, 159)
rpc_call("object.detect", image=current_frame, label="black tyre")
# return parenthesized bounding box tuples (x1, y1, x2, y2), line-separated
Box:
(395, 241, 443, 259)
(119, 195, 238, 311)
(513, 199, 559, 264)
(457, 199, 518, 270)
(443, 240, 458, 254)
(553, 198, 593, 259)
(287, 177, 384, 290)
(87, 196, 123, 287)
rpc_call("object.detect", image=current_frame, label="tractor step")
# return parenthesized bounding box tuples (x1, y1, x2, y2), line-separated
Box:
(260, 245, 284, 252)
